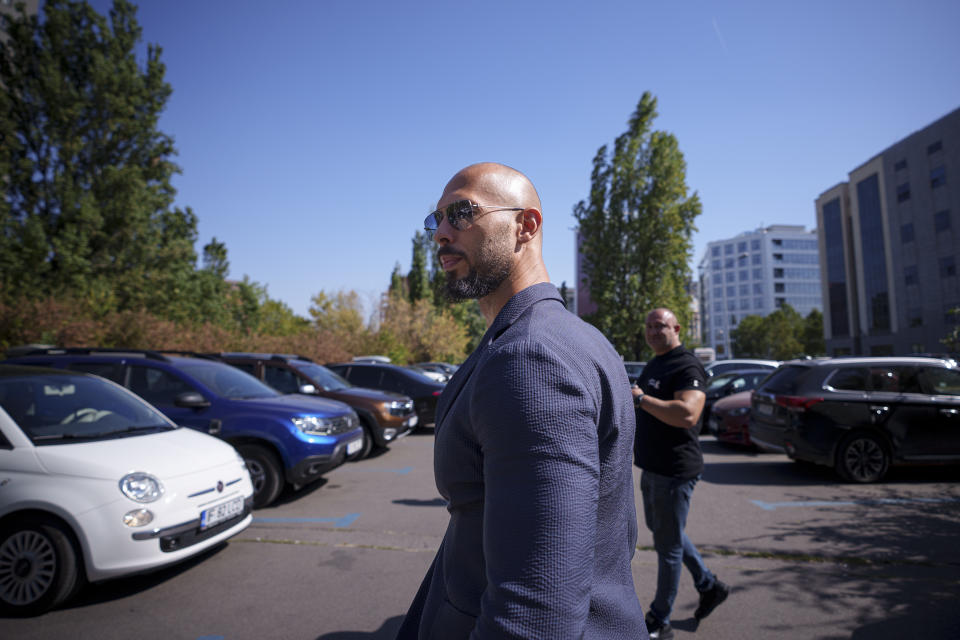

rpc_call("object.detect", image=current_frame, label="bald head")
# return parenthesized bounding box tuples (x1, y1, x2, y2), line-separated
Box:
(442, 162, 542, 220)
(645, 307, 682, 355)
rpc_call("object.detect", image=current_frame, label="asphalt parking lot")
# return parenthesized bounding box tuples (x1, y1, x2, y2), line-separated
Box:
(3, 430, 959, 640)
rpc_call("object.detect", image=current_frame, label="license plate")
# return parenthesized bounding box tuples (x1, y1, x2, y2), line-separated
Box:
(405, 415, 419, 427)
(758, 403, 774, 416)
(346, 438, 363, 455)
(200, 497, 244, 530)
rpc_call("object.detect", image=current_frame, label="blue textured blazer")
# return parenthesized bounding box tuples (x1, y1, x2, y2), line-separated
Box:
(396, 283, 646, 639)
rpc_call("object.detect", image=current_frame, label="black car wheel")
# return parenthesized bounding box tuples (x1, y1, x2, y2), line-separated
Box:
(353, 420, 375, 460)
(238, 444, 284, 508)
(0, 517, 83, 616)
(835, 432, 890, 483)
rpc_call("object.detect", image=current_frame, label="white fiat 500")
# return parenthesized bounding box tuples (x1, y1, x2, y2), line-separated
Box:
(0, 364, 254, 615)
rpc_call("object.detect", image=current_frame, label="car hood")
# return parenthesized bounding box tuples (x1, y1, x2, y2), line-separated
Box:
(229, 394, 352, 415)
(34, 428, 240, 480)
(713, 390, 754, 411)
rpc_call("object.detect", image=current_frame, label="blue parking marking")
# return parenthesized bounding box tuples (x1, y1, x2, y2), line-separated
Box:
(254, 513, 360, 527)
(752, 497, 960, 511)
(338, 466, 413, 474)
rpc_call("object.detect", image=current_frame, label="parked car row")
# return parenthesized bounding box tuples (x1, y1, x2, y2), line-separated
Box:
(0, 348, 457, 615)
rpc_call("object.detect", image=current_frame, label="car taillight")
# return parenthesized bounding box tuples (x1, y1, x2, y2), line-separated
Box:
(775, 395, 823, 411)
(432, 390, 442, 396)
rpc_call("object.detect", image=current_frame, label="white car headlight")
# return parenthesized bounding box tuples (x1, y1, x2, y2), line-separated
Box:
(293, 415, 335, 435)
(120, 472, 164, 503)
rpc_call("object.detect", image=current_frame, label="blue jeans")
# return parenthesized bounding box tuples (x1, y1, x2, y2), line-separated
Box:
(640, 470, 715, 624)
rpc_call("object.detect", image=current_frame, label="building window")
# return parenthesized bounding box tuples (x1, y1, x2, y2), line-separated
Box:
(773, 253, 783, 262)
(724, 244, 734, 255)
(775, 283, 785, 293)
(753, 283, 763, 294)
(772, 238, 782, 247)
(896, 183, 911, 202)
(726, 286, 736, 297)
(751, 253, 761, 265)
(739, 284, 749, 296)
(904, 265, 919, 286)
(908, 308, 922, 327)
(928, 140, 943, 154)
(751, 239, 760, 251)
(727, 300, 736, 311)
(737, 255, 747, 267)
(714, 301, 723, 312)
(726, 272, 735, 283)
(894, 159, 908, 171)
(931, 166, 946, 189)
(713, 286, 722, 298)
(712, 274, 722, 285)
(738, 270, 748, 281)
(934, 210, 951, 233)
(901, 222, 914, 243)
(775, 297, 786, 307)
(725, 258, 734, 269)
(711, 259, 721, 270)
(773, 268, 784, 278)
(730, 315, 737, 325)
(752, 268, 762, 279)
(940, 256, 956, 278)
(712, 246, 721, 257)
(737, 241, 747, 253)
(754, 297, 764, 309)
(740, 299, 750, 310)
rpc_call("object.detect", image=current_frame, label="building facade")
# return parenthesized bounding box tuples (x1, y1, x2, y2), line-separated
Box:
(698, 225, 821, 358)
(816, 107, 960, 356)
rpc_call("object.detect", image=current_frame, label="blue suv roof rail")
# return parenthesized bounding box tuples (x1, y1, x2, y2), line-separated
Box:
(15, 347, 172, 361)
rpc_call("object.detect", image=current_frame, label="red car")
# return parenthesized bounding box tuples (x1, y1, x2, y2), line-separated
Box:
(707, 390, 755, 447)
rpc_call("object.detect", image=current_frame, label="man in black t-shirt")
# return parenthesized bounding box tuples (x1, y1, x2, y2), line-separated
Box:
(632, 308, 730, 640)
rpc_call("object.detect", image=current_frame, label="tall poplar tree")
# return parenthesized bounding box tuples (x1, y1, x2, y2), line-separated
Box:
(574, 92, 701, 360)
(0, 0, 210, 317)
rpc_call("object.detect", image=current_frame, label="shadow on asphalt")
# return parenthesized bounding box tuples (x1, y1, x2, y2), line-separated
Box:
(315, 615, 404, 639)
(392, 497, 447, 507)
(62, 542, 230, 610)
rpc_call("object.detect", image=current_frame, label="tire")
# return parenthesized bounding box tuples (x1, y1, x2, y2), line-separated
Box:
(237, 444, 284, 508)
(834, 431, 890, 483)
(353, 420, 375, 461)
(0, 517, 83, 616)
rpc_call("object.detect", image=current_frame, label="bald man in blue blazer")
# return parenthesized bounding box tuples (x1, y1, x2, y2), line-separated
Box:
(396, 163, 646, 639)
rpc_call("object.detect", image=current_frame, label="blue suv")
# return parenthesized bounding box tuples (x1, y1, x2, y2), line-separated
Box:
(5, 348, 365, 507)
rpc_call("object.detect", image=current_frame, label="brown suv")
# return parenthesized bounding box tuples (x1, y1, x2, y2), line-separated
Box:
(213, 353, 417, 459)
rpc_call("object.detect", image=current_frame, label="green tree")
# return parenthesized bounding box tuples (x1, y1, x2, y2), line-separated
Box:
(0, 0, 211, 318)
(408, 231, 432, 304)
(803, 308, 826, 356)
(573, 92, 702, 360)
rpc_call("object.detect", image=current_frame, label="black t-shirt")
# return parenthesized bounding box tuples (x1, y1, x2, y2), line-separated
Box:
(633, 345, 706, 479)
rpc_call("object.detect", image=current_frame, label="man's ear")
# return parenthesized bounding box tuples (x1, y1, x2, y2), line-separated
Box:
(517, 208, 542, 244)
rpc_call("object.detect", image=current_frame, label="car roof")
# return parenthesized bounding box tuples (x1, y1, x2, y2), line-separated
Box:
(0, 363, 85, 378)
(781, 356, 956, 368)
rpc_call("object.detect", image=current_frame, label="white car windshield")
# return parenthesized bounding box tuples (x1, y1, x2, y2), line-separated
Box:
(0, 372, 174, 444)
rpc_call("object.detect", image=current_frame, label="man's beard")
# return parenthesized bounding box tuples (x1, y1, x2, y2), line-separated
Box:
(442, 232, 514, 302)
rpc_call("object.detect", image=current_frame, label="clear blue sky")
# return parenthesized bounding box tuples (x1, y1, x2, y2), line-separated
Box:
(83, 0, 960, 318)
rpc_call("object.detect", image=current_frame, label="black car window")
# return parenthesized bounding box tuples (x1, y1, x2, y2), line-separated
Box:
(265, 364, 301, 394)
(760, 365, 809, 394)
(918, 367, 960, 396)
(348, 367, 382, 388)
(66, 362, 125, 385)
(827, 368, 869, 391)
(231, 361, 257, 376)
(129, 365, 196, 406)
(379, 370, 404, 392)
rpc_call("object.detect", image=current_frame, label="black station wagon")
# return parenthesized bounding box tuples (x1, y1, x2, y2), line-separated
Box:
(749, 357, 960, 482)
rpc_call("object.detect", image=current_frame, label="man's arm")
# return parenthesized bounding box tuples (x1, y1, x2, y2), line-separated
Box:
(633, 387, 705, 428)
(471, 341, 600, 638)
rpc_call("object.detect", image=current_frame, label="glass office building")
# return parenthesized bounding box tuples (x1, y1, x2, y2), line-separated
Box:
(816, 107, 960, 356)
(697, 225, 821, 358)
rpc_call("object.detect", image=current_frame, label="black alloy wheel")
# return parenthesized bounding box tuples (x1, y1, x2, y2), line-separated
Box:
(237, 444, 284, 508)
(0, 517, 83, 616)
(835, 431, 890, 483)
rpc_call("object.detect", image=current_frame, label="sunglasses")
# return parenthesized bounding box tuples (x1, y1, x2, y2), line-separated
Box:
(424, 199, 525, 232)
